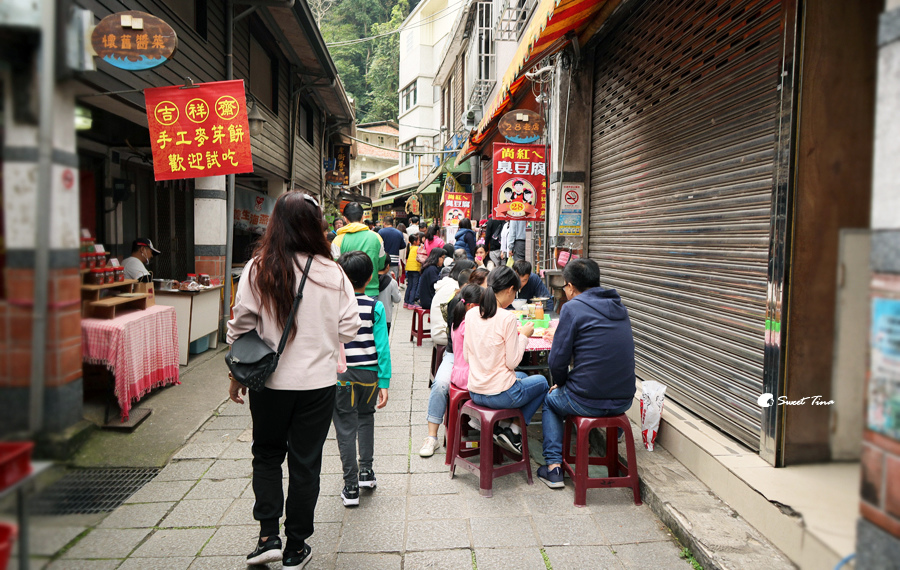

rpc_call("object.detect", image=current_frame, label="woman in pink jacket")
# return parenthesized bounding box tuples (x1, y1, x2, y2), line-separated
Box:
(421, 224, 446, 255)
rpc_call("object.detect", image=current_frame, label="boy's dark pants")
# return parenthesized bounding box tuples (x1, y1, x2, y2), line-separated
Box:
(333, 368, 379, 486)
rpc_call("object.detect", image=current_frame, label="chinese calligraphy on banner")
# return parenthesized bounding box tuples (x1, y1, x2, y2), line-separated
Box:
(492, 143, 547, 221)
(234, 188, 275, 234)
(442, 191, 472, 226)
(335, 144, 350, 186)
(144, 80, 254, 181)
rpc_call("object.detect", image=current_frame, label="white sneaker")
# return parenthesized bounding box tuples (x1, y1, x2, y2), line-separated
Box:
(468, 418, 482, 431)
(419, 436, 440, 457)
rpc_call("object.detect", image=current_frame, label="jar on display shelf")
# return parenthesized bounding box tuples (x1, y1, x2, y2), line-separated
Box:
(199, 273, 210, 286)
(88, 268, 105, 286)
(104, 268, 115, 284)
(113, 266, 124, 282)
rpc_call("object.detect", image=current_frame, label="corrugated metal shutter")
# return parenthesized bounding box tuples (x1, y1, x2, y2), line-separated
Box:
(588, 0, 785, 447)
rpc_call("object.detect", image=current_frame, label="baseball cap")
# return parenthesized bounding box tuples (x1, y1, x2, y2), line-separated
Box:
(133, 238, 161, 256)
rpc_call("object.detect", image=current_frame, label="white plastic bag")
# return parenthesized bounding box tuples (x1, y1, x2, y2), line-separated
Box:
(640, 381, 666, 451)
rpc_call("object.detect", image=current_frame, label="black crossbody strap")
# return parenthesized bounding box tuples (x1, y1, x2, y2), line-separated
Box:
(276, 256, 314, 356)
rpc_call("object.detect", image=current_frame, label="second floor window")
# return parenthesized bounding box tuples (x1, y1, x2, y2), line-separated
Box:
(250, 35, 277, 114)
(401, 82, 417, 113)
(400, 141, 416, 166)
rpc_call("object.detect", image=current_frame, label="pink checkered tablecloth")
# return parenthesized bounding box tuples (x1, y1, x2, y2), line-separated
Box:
(525, 335, 553, 352)
(82, 305, 180, 420)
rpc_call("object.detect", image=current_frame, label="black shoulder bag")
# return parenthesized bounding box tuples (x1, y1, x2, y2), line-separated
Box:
(225, 256, 314, 392)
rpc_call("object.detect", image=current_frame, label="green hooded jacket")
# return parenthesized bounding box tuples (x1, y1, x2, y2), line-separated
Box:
(331, 222, 387, 297)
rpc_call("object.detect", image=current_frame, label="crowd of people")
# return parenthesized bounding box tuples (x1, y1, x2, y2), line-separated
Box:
(226, 195, 636, 569)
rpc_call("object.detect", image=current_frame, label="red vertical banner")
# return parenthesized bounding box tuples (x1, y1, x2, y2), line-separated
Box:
(144, 80, 254, 181)
(442, 192, 472, 226)
(491, 143, 548, 221)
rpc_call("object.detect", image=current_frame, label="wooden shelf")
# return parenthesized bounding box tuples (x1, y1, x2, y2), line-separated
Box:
(82, 279, 138, 291)
(90, 294, 149, 307)
(86, 293, 149, 319)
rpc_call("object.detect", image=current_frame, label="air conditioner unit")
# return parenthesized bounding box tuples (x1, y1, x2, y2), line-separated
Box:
(461, 107, 483, 129)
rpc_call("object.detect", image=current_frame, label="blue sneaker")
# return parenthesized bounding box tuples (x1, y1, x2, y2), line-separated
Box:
(537, 465, 565, 489)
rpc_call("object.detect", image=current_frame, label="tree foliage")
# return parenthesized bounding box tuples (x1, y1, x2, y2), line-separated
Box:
(320, 0, 409, 123)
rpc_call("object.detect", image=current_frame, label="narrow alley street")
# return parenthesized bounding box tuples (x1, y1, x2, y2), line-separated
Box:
(20, 303, 686, 570)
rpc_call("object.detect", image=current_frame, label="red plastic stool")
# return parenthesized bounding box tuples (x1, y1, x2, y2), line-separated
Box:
(450, 401, 533, 497)
(399, 259, 406, 285)
(429, 344, 446, 386)
(444, 384, 471, 465)
(409, 307, 431, 346)
(562, 414, 641, 507)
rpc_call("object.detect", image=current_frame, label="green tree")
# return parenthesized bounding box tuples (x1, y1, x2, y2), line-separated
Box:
(365, 0, 408, 121)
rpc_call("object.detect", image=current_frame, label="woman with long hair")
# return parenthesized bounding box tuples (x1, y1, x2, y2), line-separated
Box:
(415, 247, 446, 309)
(463, 266, 548, 455)
(473, 245, 495, 271)
(422, 224, 446, 255)
(227, 191, 361, 569)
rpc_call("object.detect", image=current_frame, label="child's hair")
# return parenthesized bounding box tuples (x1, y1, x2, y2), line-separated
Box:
(449, 260, 475, 281)
(452, 284, 485, 331)
(338, 250, 373, 290)
(457, 269, 473, 287)
(421, 248, 445, 270)
(468, 267, 489, 286)
(425, 224, 440, 242)
(409, 233, 420, 245)
(480, 265, 520, 319)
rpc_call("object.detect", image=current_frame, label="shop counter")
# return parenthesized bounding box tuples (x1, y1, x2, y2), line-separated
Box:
(155, 285, 222, 365)
(81, 305, 181, 421)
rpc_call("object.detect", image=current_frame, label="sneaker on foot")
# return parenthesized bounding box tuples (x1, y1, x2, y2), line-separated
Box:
(495, 427, 523, 455)
(419, 436, 440, 457)
(281, 544, 312, 570)
(537, 465, 565, 489)
(246, 536, 283, 565)
(359, 469, 377, 488)
(469, 417, 482, 431)
(341, 484, 360, 507)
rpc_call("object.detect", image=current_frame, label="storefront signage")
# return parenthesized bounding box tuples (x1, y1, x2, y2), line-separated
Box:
(498, 109, 544, 144)
(491, 143, 547, 221)
(144, 80, 253, 181)
(558, 182, 583, 236)
(406, 194, 421, 216)
(442, 191, 472, 226)
(869, 282, 900, 439)
(91, 11, 177, 71)
(334, 144, 350, 186)
(325, 170, 343, 185)
(234, 188, 275, 234)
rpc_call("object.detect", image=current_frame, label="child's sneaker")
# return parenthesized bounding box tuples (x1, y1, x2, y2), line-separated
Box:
(495, 427, 523, 455)
(281, 543, 312, 569)
(418, 436, 440, 457)
(358, 469, 377, 488)
(341, 484, 360, 507)
(246, 536, 283, 565)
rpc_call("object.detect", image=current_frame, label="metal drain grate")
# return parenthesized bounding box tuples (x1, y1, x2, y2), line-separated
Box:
(28, 468, 159, 515)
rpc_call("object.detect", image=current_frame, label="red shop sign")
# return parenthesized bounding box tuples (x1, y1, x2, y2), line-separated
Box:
(491, 143, 547, 221)
(144, 80, 254, 181)
(442, 191, 472, 226)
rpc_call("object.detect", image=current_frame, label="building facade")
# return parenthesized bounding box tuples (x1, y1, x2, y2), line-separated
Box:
(350, 120, 399, 186)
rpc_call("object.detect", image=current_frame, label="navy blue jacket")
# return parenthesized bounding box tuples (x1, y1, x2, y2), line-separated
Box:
(548, 287, 635, 410)
(454, 228, 477, 260)
(378, 227, 406, 264)
(417, 265, 442, 309)
(514, 274, 554, 312)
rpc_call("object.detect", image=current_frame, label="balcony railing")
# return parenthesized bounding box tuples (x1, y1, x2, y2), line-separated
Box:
(466, 1, 496, 108)
(494, 0, 537, 41)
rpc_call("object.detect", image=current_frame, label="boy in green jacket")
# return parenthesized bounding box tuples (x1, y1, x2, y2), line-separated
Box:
(331, 202, 387, 297)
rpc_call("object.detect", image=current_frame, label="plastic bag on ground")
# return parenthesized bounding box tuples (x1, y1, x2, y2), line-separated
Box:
(640, 380, 666, 451)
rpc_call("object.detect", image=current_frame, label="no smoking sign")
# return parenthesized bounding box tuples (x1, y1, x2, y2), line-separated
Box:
(565, 190, 579, 205)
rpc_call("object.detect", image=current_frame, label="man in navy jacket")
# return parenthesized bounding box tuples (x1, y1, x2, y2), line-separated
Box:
(537, 258, 636, 488)
(511, 261, 554, 312)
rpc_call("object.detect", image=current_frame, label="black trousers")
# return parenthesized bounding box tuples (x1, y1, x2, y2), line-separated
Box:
(249, 384, 335, 551)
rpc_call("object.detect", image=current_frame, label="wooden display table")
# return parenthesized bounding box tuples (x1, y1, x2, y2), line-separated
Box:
(155, 286, 223, 365)
(81, 279, 149, 319)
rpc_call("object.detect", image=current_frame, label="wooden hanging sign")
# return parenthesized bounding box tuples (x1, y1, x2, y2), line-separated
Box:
(497, 109, 544, 144)
(91, 10, 177, 71)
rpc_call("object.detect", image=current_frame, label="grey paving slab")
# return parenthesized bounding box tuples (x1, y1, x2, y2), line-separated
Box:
(98, 502, 174, 529)
(217, 400, 251, 416)
(374, 437, 412, 456)
(595, 506, 673, 545)
(156, 459, 214, 482)
(318, 473, 345, 495)
(219, 440, 253, 459)
(203, 459, 252, 479)
(334, 553, 402, 569)
(307, 521, 343, 555)
(374, 426, 412, 440)
(375, 412, 413, 426)
(410, 454, 453, 473)
(470, 517, 538, 548)
(190, 429, 239, 446)
(46, 560, 121, 570)
(403, 549, 474, 570)
(171, 442, 228, 460)
(62, 528, 151, 559)
(405, 518, 470, 551)
(200, 524, 257, 556)
(409, 472, 463, 495)
(183, 477, 250, 500)
(359, 472, 409, 495)
(7, 555, 49, 570)
(187, 555, 250, 569)
(306, 553, 337, 570)
(465, 494, 528, 518)
(205, 415, 252, 431)
(218, 498, 257, 526)
(613, 541, 686, 569)
(373, 453, 412, 474)
(125, 480, 195, 503)
(159, 499, 233, 528)
(12, 525, 85, 557)
(321, 454, 344, 474)
(472, 547, 547, 570)
(117, 556, 194, 570)
(337, 519, 404, 553)
(314, 496, 347, 523)
(131, 528, 215, 558)
(544, 545, 625, 569)
(524, 486, 600, 516)
(533, 514, 608, 546)
(343, 495, 407, 524)
(406, 494, 468, 520)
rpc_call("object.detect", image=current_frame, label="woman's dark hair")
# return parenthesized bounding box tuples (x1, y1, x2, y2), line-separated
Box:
(425, 224, 440, 242)
(421, 247, 445, 270)
(442, 243, 455, 258)
(452, 284, 485, 331)
(397, 222, 407, 233)
(337, 250, 373, 290)
(475, 245, 487, 256)
(479, 265, 520, 319)
(458, 269, 473, 286)
(251, 191, 331, 340)
(459, 218, 472, 230)
(449, 260, 475, 281)
(468, 267, 489, 286)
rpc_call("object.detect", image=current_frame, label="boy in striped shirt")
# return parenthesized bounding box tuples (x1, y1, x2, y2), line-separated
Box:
(334, 251, 392, 507)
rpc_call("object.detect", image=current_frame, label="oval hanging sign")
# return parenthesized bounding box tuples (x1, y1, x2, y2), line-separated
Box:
(498, 109, 545, 144)
(91, 11, 177, 71)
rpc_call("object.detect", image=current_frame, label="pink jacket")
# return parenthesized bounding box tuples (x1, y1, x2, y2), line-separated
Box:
(423, 236, 445, 255)
(449, 320, 470, 389)
(227, 254, 361, 391)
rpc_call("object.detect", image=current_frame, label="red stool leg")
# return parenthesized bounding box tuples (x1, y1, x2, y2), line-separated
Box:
(409, 309, 416, 343)
(563, 417, 574, 465)
(520, 419, 533, 485)
(450, 406, 466, 479)
(416, 310, 424, 346)
(622, 420, 642, 505)
(445, 398, 458, 466)
(480, 416, 495, 497)
(606, 426, 619, 478)
(573, 421, 591, 507)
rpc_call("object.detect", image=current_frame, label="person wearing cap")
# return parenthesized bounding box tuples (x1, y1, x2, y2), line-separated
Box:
(124, 238, 160, 281)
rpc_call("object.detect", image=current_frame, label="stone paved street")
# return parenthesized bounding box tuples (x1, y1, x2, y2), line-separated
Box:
(20, 304, 687, 569)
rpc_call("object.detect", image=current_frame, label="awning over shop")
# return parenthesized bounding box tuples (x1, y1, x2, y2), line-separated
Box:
(372, 196, 394, 207)
(455, 0, 612, 164)
(417, 156, 471, 193)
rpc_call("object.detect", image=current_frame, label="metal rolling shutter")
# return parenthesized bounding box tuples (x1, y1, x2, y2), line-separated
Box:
(588, 0, 785, 447)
